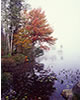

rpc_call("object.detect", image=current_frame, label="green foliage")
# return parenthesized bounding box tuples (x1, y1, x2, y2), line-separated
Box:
(3, 54, 11, 57)
(13, 54, 25, 64)
(2, 53, 12, 58)
(1, 54, 25, 68)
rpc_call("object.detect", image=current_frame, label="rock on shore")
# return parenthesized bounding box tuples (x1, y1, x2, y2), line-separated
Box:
(61, 81, 80, 100)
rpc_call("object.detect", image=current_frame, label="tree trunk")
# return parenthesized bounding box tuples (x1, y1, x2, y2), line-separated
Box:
(11, 32, 13, 54)
(7, 33, 11, 55)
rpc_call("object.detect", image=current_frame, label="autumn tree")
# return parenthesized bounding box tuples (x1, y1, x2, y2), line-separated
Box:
(14, 8, 57, 60)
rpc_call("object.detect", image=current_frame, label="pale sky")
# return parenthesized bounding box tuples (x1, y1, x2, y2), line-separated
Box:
(27, 0, 80, 64)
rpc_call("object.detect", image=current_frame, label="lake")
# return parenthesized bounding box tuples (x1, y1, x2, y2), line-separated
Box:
(36, 47, 80, 100)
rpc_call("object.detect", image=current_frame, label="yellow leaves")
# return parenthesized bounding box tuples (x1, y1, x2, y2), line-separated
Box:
(14, 34, 18, 37)
(19, 28, 24, 33)
(21, 39, 32, 48)
(22, 44, 31, 49)
(14, 31, 32, 50)
(25, 96, 27, 99)
(6, 96, 8, 99)
(22, 39, 31, 44)
(15, 39, 32, 47)
(15, 41, 22, 45)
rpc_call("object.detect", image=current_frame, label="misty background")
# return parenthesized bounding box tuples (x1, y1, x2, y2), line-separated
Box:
(27, 0, 80, 70)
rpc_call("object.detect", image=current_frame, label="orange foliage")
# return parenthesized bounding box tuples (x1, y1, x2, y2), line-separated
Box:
(25, 56, 29, 62)
(14, 8, 57, 50)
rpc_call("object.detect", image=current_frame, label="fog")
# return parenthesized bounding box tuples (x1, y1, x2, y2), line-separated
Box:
(27, 0, 80, 69)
